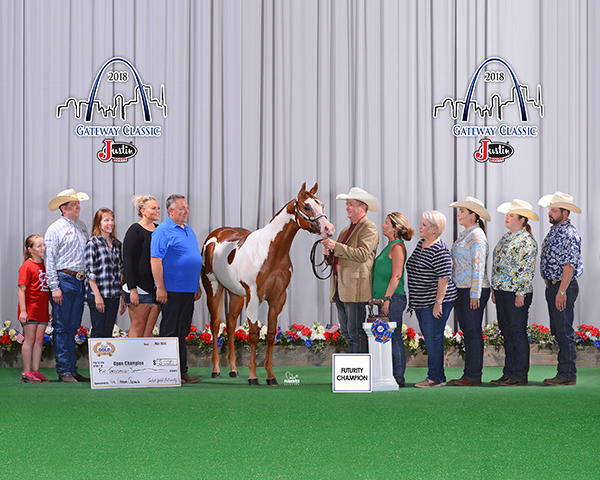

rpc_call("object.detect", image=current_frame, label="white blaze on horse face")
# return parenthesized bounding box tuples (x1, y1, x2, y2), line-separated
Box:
(306, 198, 335, 238)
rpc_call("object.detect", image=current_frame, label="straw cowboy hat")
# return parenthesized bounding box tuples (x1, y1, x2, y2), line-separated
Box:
(48, 188, 89, 211)
(538, 191, 582, 214)
(449, 196, 491, 222)
(497, 199, 539, 221)
(336, 187, 380, 212)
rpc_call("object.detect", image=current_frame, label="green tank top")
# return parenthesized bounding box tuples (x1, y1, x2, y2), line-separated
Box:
(372, 239, 406, 298)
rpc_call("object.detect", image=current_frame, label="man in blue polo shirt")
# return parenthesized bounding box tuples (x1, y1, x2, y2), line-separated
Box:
(538, 192, 583, 386)
(151, 194, 202, 384)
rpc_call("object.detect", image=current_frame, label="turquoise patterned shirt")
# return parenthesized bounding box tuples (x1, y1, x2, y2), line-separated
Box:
(491, 228, 538, 296)
(451, 225, 490, 299)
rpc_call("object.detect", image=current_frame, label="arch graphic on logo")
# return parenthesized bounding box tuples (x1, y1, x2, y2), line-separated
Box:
(462, 57, 528, 122)
(85, 57, 151, 122)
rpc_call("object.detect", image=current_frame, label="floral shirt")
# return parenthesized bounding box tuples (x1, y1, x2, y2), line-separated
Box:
(540, 219, 583, 281)
(451, 225, 490, 299)
(491, 228, 537, 296)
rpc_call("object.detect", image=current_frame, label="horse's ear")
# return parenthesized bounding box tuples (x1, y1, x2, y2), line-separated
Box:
(309, 182, 318, 195)
(298, 182, 307, 196)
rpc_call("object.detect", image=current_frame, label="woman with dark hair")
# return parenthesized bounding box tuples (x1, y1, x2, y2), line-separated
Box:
(449, 197, 491, 386)
(85, 208, 126, 338)
(123, 195, 162, 337)
(491, 199, 538, 386)
(372, 212, 414, 387)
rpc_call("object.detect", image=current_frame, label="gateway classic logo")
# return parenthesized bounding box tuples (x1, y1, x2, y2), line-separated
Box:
(433, 57, 544, 138)
(56, 57, 167, 163)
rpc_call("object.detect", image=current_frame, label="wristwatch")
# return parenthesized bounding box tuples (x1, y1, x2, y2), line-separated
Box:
(558, 290, 566, 296)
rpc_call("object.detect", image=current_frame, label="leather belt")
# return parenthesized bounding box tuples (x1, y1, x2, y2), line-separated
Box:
(59, 269, 85, 281)
(544, 279, 560, 288)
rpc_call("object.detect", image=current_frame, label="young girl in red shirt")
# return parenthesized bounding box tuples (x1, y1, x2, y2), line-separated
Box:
(18, 234, 50, 383)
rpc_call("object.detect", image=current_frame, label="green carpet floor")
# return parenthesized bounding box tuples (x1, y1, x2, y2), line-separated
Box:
(2, 365, 599, 479)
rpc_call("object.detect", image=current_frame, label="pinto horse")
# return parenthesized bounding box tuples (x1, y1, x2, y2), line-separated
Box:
(201, 183, 334, 385)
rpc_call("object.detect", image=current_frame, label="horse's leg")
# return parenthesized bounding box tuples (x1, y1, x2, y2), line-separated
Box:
(202, 272, 224, 378)
(226, 294, 244, 378)
(247, 319, 260, 386)
(265, 293, 287, 386)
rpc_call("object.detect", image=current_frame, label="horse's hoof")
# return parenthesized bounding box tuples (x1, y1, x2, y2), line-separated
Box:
(248, 378, 260, 386)
(229, 371, 240, 378)
(211, 372, 221, 378)
(266, 378, 279, 386)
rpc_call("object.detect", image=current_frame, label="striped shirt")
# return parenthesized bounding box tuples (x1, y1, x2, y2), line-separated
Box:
(406, 238, 457, 310)
(44, 216, 89, 291)
(85, 235, 124, 298)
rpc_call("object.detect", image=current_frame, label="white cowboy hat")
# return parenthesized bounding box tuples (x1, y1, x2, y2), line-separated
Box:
(336, 187, 380, 212)
(449, 196, 491, 222)
(48, 188, 89, 211)
(538, 191, 581, 214)
(497, 199, 539, 222)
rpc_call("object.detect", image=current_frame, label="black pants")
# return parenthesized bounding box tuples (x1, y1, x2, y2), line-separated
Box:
(159, 292, 195, 375)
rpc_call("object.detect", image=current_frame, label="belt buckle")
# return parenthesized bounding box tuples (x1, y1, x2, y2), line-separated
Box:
(76, 271, 85, 281)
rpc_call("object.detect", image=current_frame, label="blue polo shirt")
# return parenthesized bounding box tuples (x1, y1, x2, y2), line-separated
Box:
(151, 217, 202, 292)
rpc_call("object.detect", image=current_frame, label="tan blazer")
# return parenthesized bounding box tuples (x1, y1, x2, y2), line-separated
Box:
(329, 216, 379, 303)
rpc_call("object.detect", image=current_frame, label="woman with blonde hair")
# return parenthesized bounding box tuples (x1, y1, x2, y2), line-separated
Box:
(491, 199, 538, 386)
(372, 212, 414, 387)
(123, 195, 161, 337)
(406, 211, 457, 388)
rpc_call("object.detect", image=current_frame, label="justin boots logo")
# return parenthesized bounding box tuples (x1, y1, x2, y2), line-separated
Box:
(474, 138, 514, 163)
(97, 139, 138, 163)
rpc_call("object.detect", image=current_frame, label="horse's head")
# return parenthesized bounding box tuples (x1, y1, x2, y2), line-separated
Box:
(294, 182, 335, 238)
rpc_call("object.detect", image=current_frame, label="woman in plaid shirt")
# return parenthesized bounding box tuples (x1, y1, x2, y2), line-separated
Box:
(85, 208, 126, 338)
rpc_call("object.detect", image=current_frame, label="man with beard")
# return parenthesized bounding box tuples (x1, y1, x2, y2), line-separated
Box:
(538, 192, 583, 386)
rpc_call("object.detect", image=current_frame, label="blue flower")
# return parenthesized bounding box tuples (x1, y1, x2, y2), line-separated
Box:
(276, 327, 282, 342)
(304, 339, 313, 348)
(43, 335, 51, 343)
(593, 339, 600, 348)
(217, 336, 223, 347)
(528, 337, 535, 344)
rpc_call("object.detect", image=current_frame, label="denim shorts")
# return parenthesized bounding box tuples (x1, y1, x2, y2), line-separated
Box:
(23, 320, 48, 326)
(123, 290, 158, 306)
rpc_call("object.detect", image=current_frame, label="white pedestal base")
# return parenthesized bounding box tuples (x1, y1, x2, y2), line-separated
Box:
(363, 321, 398, 391)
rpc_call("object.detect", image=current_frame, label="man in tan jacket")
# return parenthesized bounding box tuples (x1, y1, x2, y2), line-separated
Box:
(322, 188, 379, 353)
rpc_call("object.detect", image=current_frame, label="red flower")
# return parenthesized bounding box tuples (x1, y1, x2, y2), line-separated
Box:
(190, 325, 198, 332)
(301, 327, 310, 336)
(482, 334, 487, 340)
(234, 330, 249, 342)
(78, 326, 88, 336)
(591, 328, 599, 337)
(406, 328, 416, 340)
(185, 334, 193, 341)
(0, 333, 12, 344)
(200, 332, 212, 344)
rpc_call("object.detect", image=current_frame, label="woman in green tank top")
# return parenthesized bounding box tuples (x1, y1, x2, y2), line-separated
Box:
(372, 212, 414, 386)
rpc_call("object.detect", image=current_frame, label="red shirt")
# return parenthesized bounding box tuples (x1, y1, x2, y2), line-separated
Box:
(17, 259, 50, 322)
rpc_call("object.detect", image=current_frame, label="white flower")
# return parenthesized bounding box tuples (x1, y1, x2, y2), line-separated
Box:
(45, 324, 53, 335)
(444, 325, 453, 338)
(260, 325, 267, 340)
(4, 321, 10, 328)
(9, 329, 16, 337)
(153, 326, 159, 336)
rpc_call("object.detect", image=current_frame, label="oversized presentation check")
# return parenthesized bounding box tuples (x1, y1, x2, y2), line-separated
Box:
(88, 337, 181, 389)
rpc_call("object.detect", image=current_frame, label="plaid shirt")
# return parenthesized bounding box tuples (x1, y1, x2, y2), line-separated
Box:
(85, 235, 124, 298)
(45, 216, 89, 291)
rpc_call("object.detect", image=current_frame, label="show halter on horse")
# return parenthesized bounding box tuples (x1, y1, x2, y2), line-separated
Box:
(201, 183, 335, 385)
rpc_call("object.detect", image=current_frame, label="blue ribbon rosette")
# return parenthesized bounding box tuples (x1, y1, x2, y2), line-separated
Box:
(371, 318, 391, 344)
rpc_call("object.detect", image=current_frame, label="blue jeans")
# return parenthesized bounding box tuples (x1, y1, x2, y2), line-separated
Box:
(378, 293, 407, 385)
(334, 289, 368, 353)
(415, 300, 455, 384)
(51, 272, 85, 376)
(159, 292, 195, 375)
(494, 290, 532, 383)
(88, 296, 120, 339)
(545, 280, 578, 382)
(455, 288, 490, 382)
